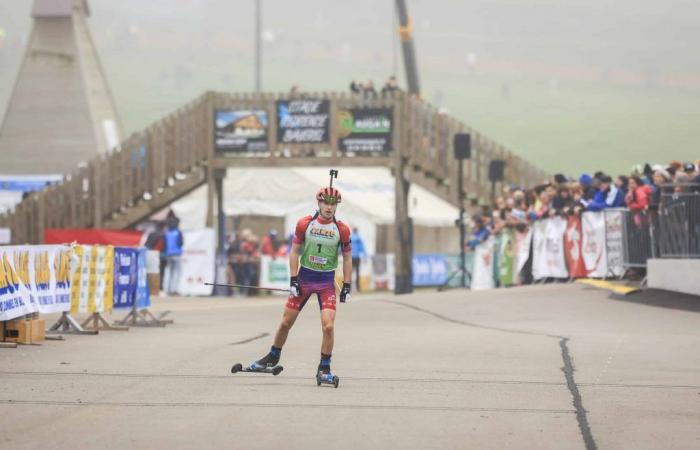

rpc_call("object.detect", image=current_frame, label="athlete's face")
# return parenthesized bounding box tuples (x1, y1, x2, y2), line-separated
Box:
(318, 200, 337, 220)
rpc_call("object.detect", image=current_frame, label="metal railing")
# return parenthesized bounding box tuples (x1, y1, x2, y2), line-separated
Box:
(658, 188, 700, 258)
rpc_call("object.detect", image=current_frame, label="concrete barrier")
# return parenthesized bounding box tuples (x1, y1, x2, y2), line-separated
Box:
(648, 258, 700, 296)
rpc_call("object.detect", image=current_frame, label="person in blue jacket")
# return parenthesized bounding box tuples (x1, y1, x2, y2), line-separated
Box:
(350, 227, 367, 291)
(586, 175, 626, 211)
(164, 219, 184, 295)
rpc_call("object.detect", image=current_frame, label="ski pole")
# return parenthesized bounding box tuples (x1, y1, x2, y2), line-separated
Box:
(204, 282, 290, 293)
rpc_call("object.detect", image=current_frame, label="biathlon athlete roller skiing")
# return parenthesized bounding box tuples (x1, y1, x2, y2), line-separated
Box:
(231, 170, 352, 388)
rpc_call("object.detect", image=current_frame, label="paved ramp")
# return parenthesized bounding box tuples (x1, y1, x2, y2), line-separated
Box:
(1, 284, 698, 449)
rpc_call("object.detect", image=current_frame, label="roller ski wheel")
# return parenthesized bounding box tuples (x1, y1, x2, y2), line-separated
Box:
(316, 372, 340, 388)
(231, 362, 284, 376)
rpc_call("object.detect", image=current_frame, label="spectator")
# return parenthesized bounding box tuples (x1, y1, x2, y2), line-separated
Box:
(363, 79, 377, 98)
(261, 229, 279, 256)
(350, 80, 362, 94)
(648, 169, 672, 211)
(615, 175, 629, 196)
(467, 216, 490, 250)
(552, 185, 574, 216)
(674, 172, 690, 193)
(163, 219, 184, 295)
(381, 76, 399, 95)
(144, 222, 165, 291)
(586, 175, 625, 211)
(625, 176, 651, 212)
(579, 173, 596, 201)
(350, 227, 367, 292)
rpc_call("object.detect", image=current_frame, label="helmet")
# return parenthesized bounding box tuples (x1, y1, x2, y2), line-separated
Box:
(316, 187, 342, 204)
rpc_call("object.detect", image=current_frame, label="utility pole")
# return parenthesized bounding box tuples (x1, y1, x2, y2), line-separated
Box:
(254, 0, 262, 92)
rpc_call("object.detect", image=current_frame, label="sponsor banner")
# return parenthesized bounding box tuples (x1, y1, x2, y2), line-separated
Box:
(113, 247, 139, 309)
(515, 228, 532, 283)
(564, 215, 587, 278)
(136, 248, 151, 309)
(412, 254, 450, 286)
(215, 109, 268, 153)
(498, 229, 515, 286)
(259, 255, 290, 295)
(532, 218, 568, 279)
(0, 246, 37, 321)
(581, 212, 608, 278)
(471, 237, 496, 290)
(276, 99, 330, 144)
(71, 245, 114, 314)
(178, 228, 215, 296)
(604, 209, 625, 277)
(338, 107, 392, 153)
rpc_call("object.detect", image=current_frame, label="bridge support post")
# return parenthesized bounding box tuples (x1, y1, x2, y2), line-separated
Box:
(394, 158, 413, 295)
(213, 168, 230, 296)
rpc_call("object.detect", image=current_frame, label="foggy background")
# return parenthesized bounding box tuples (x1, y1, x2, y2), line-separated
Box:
(1, 0, 698, 175)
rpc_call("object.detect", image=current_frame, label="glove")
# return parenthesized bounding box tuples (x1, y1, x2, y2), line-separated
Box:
(290, 276, 300, 297)
(340, 282, 351, 303)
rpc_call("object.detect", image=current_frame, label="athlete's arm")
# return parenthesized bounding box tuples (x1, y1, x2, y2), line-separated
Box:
(289, 242, 301, 276)
(342, 249, 352, 284)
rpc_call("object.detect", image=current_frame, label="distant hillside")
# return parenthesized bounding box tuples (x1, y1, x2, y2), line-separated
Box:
(1, 0, 698, 176)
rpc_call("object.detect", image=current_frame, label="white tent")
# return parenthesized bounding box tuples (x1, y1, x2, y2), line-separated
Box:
(166, 167, 461, 256)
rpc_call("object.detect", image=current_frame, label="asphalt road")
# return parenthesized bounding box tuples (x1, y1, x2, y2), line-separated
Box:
(1, 284, 699, 450)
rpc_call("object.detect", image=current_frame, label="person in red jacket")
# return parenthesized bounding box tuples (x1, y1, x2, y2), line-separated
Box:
(625, 176, 651, 212)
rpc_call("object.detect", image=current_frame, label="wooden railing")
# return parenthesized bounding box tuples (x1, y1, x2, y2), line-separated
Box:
(0, 90, 548, 244)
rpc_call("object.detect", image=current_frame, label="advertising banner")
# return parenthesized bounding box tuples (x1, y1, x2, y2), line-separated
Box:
(564, 215, 587, 278)
(136, 248, 151, 309)
(498, 229, 515, 286)
(0, 246, 37, 321)
(276, 99, 330, 144)
(215, 109, 268, 153)
(604, 209, 625, 277)
(338, 107, 392, 153)
(113, 247, 139, 309)
(412, 254, 450, 286)
(259, 255, 290, 294)
(581, 212, 608, 278)
(532, 218, 568, 279)
(70, 245, 114, 314)
(515, 228, 532, 282)
(471, 237, 496, 290)
(177, 228, 215, 296)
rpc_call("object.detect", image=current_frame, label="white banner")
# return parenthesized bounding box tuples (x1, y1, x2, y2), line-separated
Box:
(515, 229, 533, 276)
(471, 237, 495, 290)
(176, 228, 215, 296)
(259, 255, 290, 295)
(532, 218, 568, 279)
(604, 209, 625, 277)
(582, 212, 608, 278)
(0, 245, 74, 321)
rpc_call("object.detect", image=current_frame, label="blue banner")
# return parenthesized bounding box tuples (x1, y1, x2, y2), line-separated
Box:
(412, 254, 451, 286)
(113, 247, 138, 309)
(136, 248, 151, 309)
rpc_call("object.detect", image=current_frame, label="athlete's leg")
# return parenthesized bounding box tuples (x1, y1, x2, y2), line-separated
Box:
(320, 308, 335, 355)
(273, 306, 301, 348)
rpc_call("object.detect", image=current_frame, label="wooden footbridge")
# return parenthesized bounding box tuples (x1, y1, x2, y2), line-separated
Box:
(0, 90, 546, 292)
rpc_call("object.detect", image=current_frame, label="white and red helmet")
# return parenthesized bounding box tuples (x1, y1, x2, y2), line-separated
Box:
(316, 187, 341, 204)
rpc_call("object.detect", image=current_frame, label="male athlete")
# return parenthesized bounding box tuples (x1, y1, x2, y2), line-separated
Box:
(248, 185, 352, 380)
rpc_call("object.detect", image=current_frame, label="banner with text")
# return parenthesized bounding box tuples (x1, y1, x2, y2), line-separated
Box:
(564, 215, 587, 278)
(338, 107, 392, 153)
(532, 217, 568, 280)
(276, 99, 330, 144)
(581, 212, 608, 278)
(113, 247, 139, 309)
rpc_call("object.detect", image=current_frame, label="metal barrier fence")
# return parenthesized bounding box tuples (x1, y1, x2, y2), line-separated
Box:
(621, 209, 656, 269)
(658, 189, 700, 258)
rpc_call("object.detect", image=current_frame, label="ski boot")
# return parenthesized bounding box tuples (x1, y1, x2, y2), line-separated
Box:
(231, 354, 283, 376)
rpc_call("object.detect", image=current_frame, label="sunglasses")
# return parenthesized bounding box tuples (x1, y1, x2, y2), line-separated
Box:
(322, 195, 338, 205)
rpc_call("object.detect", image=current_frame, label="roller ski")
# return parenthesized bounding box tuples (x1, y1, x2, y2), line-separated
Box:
(231, 361, 284, 376)
(316, 369, 340, 388)
(232, 350, 283, 376)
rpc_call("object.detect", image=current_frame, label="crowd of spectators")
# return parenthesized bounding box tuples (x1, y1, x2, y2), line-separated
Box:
(349, 76, 400, 98)
(226, 228, 289, 296)
(467, 160, 700, 250)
